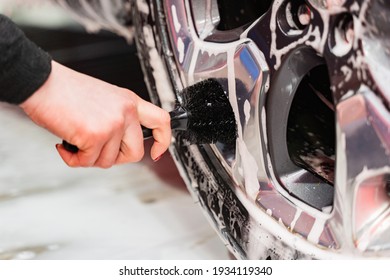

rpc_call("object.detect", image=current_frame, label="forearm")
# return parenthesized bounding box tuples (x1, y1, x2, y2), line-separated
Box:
(0, 14, 51, 104)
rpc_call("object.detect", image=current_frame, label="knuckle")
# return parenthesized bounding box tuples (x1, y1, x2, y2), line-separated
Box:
(89, 128, 109, 142)
(123, 98, 137, 114)
(112, 117, 125, 132)
(84, 127, 98, 140)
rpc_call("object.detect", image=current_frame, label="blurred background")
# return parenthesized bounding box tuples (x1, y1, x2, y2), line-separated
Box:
(0, 0, 149, 99)
(0, 0, 229, 259)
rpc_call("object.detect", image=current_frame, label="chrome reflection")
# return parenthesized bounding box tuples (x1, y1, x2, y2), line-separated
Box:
(190, 0, 220, 40)
(335, 87, 390, 253)
(361, 0, 390, 104)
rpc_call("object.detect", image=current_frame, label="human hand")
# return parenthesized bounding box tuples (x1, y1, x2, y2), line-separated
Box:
(20, 61, 171, 168)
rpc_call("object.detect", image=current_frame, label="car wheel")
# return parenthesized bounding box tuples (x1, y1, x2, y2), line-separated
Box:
(133, 0, 390, 259)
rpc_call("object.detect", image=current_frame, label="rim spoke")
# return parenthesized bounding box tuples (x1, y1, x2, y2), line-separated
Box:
(334, 87, 390, 252)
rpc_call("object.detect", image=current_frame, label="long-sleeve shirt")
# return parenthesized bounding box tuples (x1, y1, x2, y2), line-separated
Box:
(0, 14, 51, 104)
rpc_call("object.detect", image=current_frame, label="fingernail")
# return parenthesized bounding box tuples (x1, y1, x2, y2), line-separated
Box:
(153, 153, 164, 162)
(55, 144, 60, 150)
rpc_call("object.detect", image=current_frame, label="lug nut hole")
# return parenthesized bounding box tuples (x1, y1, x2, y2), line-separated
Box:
(278, 1, 311, 35)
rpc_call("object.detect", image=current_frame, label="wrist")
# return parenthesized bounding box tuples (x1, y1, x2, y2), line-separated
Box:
(20, 60, 56, 115)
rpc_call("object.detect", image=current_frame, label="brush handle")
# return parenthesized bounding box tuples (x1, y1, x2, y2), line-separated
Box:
(169, 106, 188, 130)
(62, 126, 153, 153)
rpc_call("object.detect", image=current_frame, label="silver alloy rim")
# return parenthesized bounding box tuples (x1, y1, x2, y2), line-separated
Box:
(161, 0, 390, 258)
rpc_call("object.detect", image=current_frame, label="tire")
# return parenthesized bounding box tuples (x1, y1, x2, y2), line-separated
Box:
(132, 0, 390, 259)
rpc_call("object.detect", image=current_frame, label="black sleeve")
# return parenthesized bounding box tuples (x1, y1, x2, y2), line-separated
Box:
(0, 14, 52, 104)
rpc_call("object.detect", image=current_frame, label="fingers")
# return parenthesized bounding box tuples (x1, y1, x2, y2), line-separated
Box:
(56, 143, 102, 167)
(93, 132, 123, 168)
(135, 95, 171, 160)
(57, 122, 145, 168)
(115, 123, 145, 164)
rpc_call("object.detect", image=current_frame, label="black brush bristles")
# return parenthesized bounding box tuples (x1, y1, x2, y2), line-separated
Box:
(179, 79, 237, 144)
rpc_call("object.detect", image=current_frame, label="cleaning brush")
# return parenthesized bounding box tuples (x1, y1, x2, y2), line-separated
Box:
(63, 79, 237, 153)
